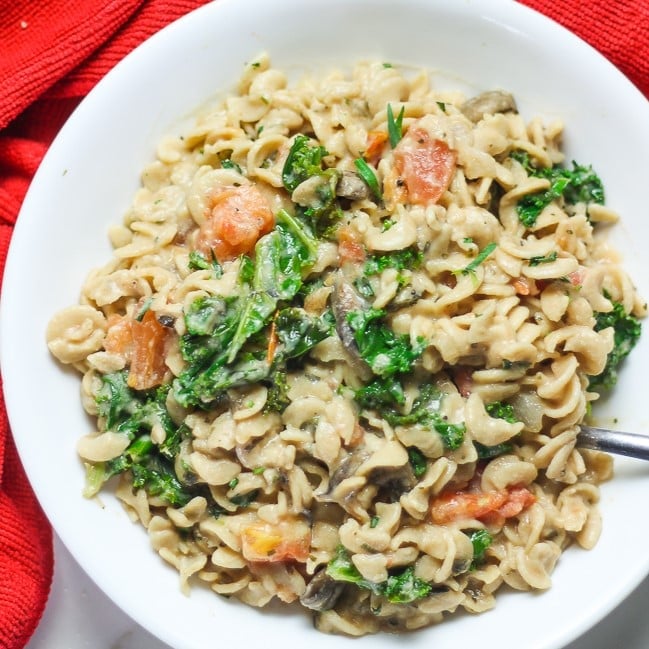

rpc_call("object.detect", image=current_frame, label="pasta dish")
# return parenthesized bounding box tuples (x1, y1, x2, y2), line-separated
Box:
(46, 56, 644, 635)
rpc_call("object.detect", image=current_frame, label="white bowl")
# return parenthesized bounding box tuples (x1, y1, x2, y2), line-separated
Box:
(3, 1, 649, 648)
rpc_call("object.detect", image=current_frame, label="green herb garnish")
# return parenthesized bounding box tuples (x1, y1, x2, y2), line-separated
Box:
(354, 157, 382, 201)
(387, 104, 405, 148)
(528, 251, 558, 266)
(453, 242, 497, 279)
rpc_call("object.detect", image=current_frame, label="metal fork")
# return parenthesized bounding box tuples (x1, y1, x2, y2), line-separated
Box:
(577, 425, 649, 461)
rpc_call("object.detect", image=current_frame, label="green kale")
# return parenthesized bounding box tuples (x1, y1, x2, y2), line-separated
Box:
(83, 434, 155, 498)
(265, 367, 290, 413)
(95, 372, 182, 458)
(562, 163, 605, 205)
(353, 247, 422, 299)
(282, 135, 342, 235)
(485, 401, 518, 424)
(282, 134, 329, 192)
(512, 152, 605, 227)
(220, 158, 243, 173)
(517, 177, 570, 227)
(131, 457, 193, 507)
(173, 213, 319, 408)
(301, 170, 343, 236)
(363, 247, 423, 276)
(95, 370, 139, 429)
(382, 567, 433, 604)
(176, 352, 269, 407)
(407, 447, 428, 478)
(354, 376, 406, 410)
(326, 545, 432, 603)
(87, 375, 190, 498)
(229, 488, 260, 508)
(183, 295, 236, 337)
(471, 401, 519, 459)
(346, 308, 423, 378)
(359, 383, 466, 451)
(468, 529, 493, 569)
(590, 300, 641, 390)
(273, 307, 335, 360)
(474, 441, 513, 459)
(275, 208, 319, 264)
(188, 250, 223, 277)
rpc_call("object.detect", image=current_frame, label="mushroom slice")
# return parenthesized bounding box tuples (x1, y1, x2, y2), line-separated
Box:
(300, 569, 346, 611)
(460, 90, 518, 123)
(336, 171, 370, 201)
(331, 272, 373, 380)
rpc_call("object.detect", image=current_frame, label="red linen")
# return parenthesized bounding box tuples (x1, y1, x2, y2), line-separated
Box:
(0, 1, 646, 647)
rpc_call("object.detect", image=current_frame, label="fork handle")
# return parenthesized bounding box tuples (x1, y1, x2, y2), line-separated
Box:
(577, 425, 649, 461)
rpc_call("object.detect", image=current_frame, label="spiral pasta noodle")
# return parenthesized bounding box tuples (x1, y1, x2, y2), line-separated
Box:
(46, 55, 644, 636)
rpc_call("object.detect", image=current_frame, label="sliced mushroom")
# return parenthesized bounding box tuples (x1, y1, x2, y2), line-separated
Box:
(460, 90, 518, 123)
(316, 447, 371, 503)
(331, 273, 373, 380)
(388, 285, 421, 310)
(336, 171, 370, 201)
(300, 569, 346, 611)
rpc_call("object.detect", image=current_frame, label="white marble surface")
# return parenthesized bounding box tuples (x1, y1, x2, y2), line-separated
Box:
(25, 533, 649, 649)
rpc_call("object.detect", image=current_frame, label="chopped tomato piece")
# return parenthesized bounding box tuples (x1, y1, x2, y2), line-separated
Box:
(196, 184, 274, 262)
(128, 310, 172, 390)
(364, 130, 389, 165)
(495, 486, 536, 519)
(104, 310, 172, 390)
(104, 314, 134, 357)
(241, 517, 311, 563)
(393, 125, 457, 205)
(567, 268, 585, 287)
(431, 485, 535, 525)
(512, 277, 539, 296)
(337, 225, 366, 264)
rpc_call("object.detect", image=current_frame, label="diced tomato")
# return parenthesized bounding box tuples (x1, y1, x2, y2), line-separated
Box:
(104, 314, 134, 358)
(431, 485, 535, 525)
(104, 310, 172, 390)
(364, 130, 389, 165)
(241, 517, 311, 563)
(128, 310, 172, 390)
(196, 184, 274, 262)
(494, 486, 536, 519)
(512, 276, 539, 296)
(337, 225, 366, 264)
(393, 125, 457, 205)
(567, 268, 585, 287)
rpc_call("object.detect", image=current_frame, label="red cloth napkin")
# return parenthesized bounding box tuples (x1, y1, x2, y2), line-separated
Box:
(0, 3, 211, 647)
(0, 1, 647, 647)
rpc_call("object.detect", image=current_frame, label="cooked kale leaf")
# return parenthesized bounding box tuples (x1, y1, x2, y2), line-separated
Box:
(589, 300, 641, 390)
(512, 151, 605, 227)
(356, 382, 466, 451)
(173, 212, 319, 407)
(346, 307, 423, 378)
(282, 134, 329, 192)
(326, 545, 432, 603)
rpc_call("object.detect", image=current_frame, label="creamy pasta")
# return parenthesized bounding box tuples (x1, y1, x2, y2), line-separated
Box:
(46, 55, 644, 636)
